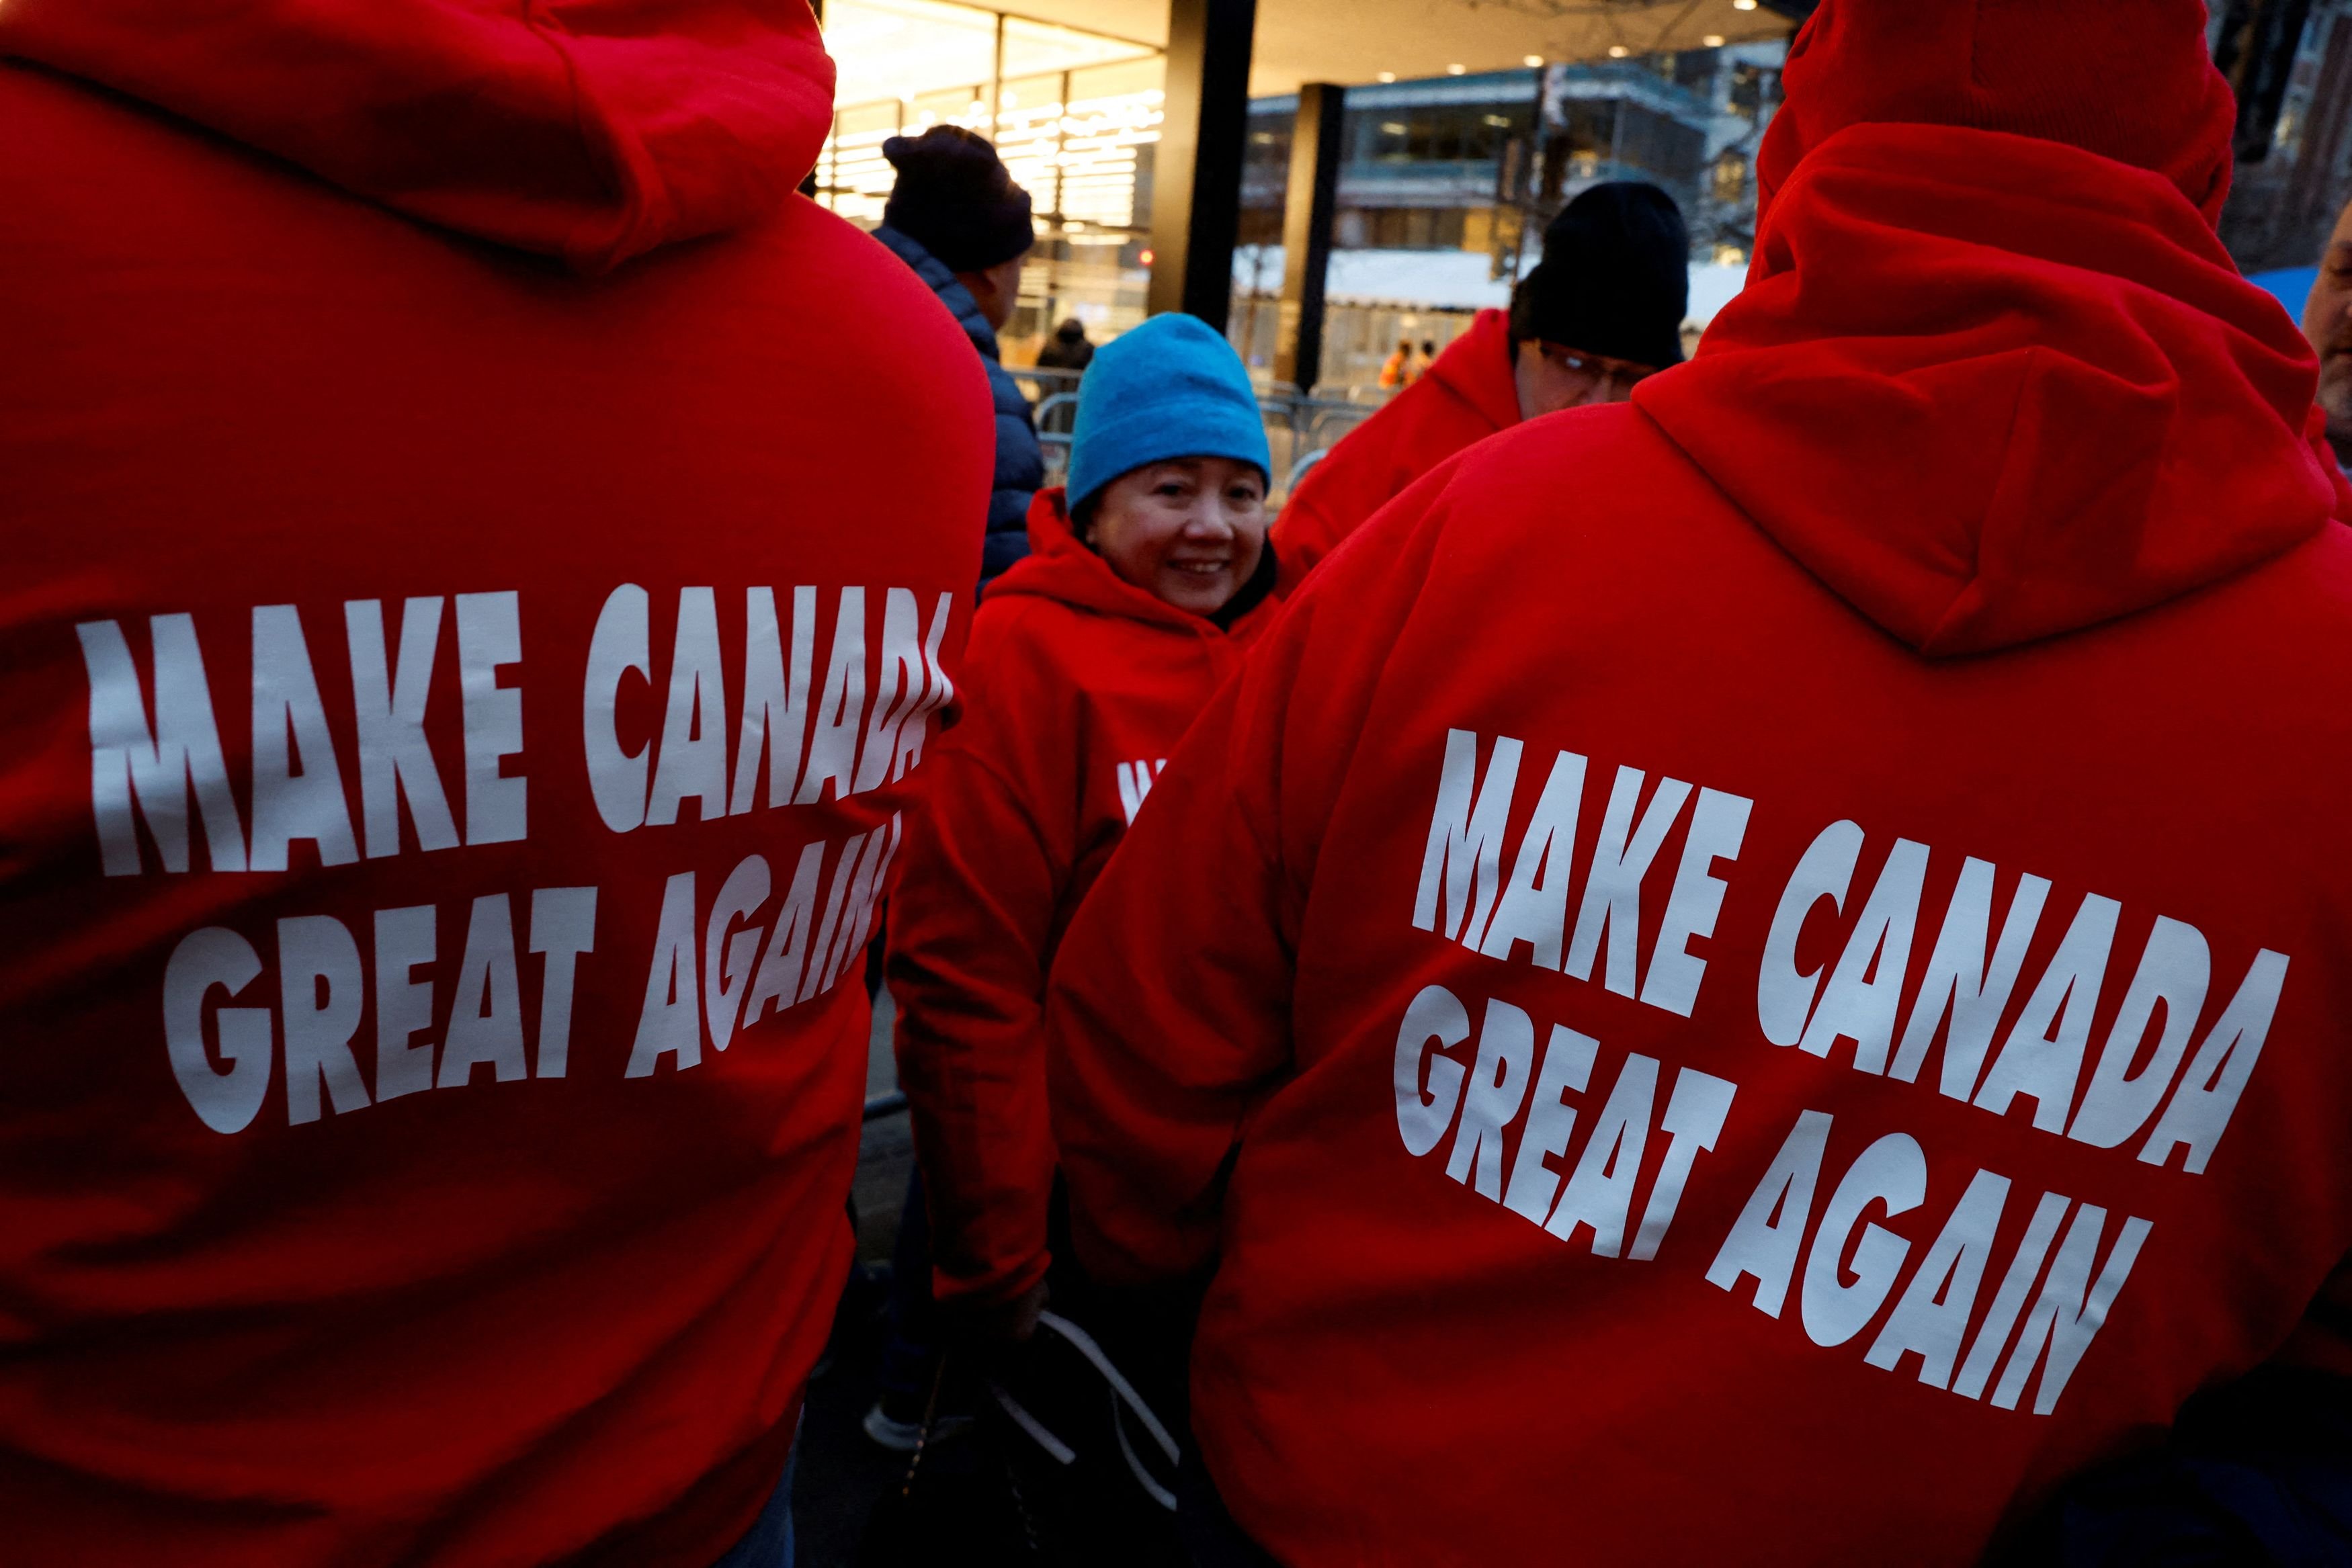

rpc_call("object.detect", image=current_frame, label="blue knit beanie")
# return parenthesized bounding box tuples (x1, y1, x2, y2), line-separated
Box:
(1066, 313, 1271, 515)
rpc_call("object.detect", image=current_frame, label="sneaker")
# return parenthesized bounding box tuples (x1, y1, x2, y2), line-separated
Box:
(862, 1398, 972, 1453)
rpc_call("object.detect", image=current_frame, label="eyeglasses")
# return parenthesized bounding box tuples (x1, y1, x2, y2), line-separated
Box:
(1536, 342, 1662, 396)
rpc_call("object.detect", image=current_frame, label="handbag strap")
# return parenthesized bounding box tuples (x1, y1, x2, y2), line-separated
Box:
(986, 1309, 1183, 1512)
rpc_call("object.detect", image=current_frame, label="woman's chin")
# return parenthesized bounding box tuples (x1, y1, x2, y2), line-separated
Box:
(1157, 570, 1233, 613)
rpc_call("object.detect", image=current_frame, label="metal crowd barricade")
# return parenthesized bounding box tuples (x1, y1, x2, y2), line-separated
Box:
(1032, 390, 1080, 488)
(1007, 363, 1085, 404)
(1256, 385, 1386, 501)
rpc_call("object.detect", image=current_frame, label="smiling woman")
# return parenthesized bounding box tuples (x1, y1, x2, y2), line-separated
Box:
(882, 312, 1283, 1434)
(1084, 457, 1269, 615)
(1063, 312, 1277, 615)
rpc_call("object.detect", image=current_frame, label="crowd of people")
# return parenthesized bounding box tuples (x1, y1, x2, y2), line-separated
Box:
(8, 0, 2352, 1565)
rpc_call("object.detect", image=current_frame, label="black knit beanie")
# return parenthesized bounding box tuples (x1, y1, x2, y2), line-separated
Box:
(882, 125, 1035, 273)
(1508, 181, 1689, 370)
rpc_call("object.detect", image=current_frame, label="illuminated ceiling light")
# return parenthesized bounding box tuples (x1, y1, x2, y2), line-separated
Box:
(1002, 90, 1019, 107)
(1446, 63, 1466, 75)
(1376, 70, 1396, 82)
(1607, 44, 1629, 57)
(1523, 54, 1544, 67)
(1703, 33, 1725, 46)
(1732, 0, 1758, 8)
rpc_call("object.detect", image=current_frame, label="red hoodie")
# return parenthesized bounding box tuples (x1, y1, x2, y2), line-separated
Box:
(1271, 308, 1521, 593)
(0, 3, 990, 1563)
(888, 490, 1280, 1306)
(1046, 5, 2352, 1563)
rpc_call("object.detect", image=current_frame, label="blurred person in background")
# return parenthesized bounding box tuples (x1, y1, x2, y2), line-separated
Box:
(1271, 182, 1688, 592)
(1378, 337, 1415, 390)
(1036, 315, 1097, 374)
(2304, 197, 2352, 471)
(1047, 2, 2352, 1564)
(876, 124, 1042, 595)
(878, 315, 1280, 1452)
(0, 0, 993, 1564)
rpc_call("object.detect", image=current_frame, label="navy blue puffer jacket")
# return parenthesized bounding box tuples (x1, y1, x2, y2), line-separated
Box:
(874, 224, 1040, 595)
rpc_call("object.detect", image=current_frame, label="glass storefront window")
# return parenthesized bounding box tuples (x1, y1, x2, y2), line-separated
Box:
(811, 0, 1165, 357)
(826, 0, 1003, 112)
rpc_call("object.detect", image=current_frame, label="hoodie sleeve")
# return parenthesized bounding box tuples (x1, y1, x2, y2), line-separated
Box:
(1271, 372, 1466, 594)
(886, 613, 1073, 1307)
(1045, 458, 1463, 1284)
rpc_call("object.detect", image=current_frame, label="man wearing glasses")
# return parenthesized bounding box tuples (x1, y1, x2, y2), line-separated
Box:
(1271, 181, 1688, 591)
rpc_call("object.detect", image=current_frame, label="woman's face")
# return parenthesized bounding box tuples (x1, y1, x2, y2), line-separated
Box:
(1087, 457, 1268, 615)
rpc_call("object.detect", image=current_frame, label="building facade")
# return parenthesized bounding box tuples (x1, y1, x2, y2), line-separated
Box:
(2216, 0, 2352, 273)
(1238, 43, 1786, 277)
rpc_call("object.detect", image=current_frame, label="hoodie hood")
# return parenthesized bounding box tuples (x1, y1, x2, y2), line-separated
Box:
(1429, 309, 1525, 434)
(990, 487, 1267, 636)
(0, 0, 834, 274)
(1755, 0, 2236, 227)
(1637, 3, 2343, 657)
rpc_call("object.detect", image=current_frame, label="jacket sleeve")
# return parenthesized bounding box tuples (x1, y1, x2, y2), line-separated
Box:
(980, 362, 1042, 597)
(887, 629, 1070, 1307)
(1044, 456, 1466, 1284)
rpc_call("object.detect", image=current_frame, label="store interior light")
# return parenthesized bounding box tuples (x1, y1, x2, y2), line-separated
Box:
(1703, 33, 1725, 46)
(815, 3, 1167, 233)
(1376, 70, 1396, 82)
(1607, 44, 1629, 57)
(1523, 54, 1544, 67)
(1732, 0, 1758, 8)
(1445, 63, 1465, 75)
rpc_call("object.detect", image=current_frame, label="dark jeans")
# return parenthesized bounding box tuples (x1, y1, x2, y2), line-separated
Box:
(877, 1163, 939, 1401)
(709, 1440, 798, 1568)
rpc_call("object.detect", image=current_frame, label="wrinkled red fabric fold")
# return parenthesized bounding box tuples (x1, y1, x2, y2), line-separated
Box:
(1639, 124, 2343, 656)
(0, 0, 833, 272)
(1270, 308, 1520, 594)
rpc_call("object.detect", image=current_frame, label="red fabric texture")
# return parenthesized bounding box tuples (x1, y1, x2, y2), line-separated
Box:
(888, 490, 1279, 1306)
(1646, 123, 2343, 656)
(1045, 31, 2352, 1568)
(0, 25, 989, 1568)
(1758, 0, 2236, 224)
(1271, 308, 1520, 593)
(0, 0, 835, 275)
